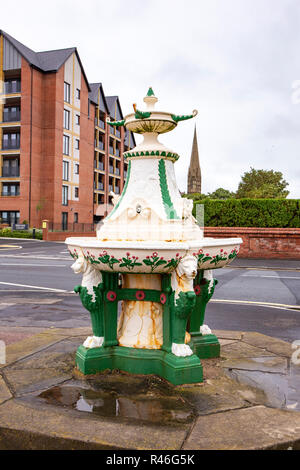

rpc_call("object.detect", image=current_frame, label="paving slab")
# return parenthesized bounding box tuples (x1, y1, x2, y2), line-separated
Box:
(183, 405, 300, 450)
(0, 399, 189, 450)
(0, 376, 12, 404)
(0, 331, 66, 368)
(241, 332, 293, 357)
(220, 340, 277, 359)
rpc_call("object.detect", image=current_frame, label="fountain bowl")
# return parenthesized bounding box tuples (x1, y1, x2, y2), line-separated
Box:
(66, 237, 242, 274)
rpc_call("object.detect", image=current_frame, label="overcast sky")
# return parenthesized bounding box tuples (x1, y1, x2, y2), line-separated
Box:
(2, 0, 300, 197)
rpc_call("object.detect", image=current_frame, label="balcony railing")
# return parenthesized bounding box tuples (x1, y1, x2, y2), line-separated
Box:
(2, 139, 20, 150)
(109, 185, 113, 192)
(98, 141, 104, 151)
(115, 167, 120, 176)
(3, 110, 21, 122)
(99, 120, 105, 129)
(4, 81, 21, 94)
(98, 162, 104, 171)
(97, 182, 104, 190)
(109, 166, 114, 174)
(1, 168, 20, 177)
(109, 146, 114, 155)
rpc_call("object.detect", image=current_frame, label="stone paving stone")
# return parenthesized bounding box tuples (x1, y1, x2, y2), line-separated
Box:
(222, 356, 288, 374)
(183, 405, 300, 450)
(213, 330, 244, 340)
(40, 327, 92, 338)
(0, 399, 189, 450)
(0, 327, 45, 345)
(220, 340, 277, 359)
(0, 332, 65, 369)
(3, 368, 72, 396)
(176, 375, 265, 415)
(241, 332, 293, 357)
(0, 376, 12, 404)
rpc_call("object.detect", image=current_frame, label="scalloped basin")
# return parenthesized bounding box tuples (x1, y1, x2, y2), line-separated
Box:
(66, 237, 243, 273)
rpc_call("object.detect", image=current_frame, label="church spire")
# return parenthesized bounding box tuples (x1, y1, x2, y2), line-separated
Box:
(187, 126, 201, 194)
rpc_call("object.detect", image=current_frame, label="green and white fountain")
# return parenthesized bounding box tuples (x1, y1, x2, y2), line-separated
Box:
(66, 88, 242, 385)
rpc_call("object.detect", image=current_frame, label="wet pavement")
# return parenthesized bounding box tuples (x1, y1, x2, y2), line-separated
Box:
(0, 326, 299, 449)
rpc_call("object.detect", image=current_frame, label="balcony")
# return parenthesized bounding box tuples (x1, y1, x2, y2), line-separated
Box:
(2, 135, 20, 150)
(3, 109, 21, 122)
(4, 80, 21, 94)
(1, 168, 20, 178)
(109, 146, 114, 155)
(109, 166, 114, 174)
(115, 148, 120, 157)
(97, 182, 104, 190)
(115, 167, 120, 176)
(98, 141, 104, 151)
(99, 120, 105, 130)
(98, 162, 104, 171)
(109, 185, 113, 192)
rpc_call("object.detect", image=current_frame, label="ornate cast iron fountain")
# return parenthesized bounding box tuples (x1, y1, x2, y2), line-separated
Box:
(66, 88, 242, 385)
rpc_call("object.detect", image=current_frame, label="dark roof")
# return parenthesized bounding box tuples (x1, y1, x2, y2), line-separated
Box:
(0, 30, 90, 91)
(89, 83, 109, 114)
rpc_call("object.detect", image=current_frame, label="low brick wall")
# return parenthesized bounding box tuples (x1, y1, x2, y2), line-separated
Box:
(43, 230, 96, 242)
(43, 223, 300, 259)
(204, 227, 300, 259)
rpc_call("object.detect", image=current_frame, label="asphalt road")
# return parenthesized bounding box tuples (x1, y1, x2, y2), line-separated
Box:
(0, 238, 299, 343)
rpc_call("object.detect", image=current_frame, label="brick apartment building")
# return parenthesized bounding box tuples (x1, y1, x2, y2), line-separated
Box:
(0, 31, 135, 229)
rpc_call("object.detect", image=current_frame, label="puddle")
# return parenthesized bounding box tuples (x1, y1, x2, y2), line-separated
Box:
(225, 363, 300, 411)
(37, 379, 194, 425)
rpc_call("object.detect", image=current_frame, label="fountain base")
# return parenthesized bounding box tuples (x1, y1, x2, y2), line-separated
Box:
(76, 345, 203, 385)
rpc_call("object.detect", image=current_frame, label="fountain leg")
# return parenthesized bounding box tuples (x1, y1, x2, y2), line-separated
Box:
(75, 271, 203, 385)
(189, 270, 220, 358)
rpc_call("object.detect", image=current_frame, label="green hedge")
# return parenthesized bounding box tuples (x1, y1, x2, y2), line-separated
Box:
(191, 198, 300, 228)
(0, 228, 43, 239)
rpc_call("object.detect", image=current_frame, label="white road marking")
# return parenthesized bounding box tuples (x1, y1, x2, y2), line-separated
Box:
(211, 298, 300, 310)
(0, 263, 66, 267)
(242, 274, 300, 280)
(0, 281, 68, 292)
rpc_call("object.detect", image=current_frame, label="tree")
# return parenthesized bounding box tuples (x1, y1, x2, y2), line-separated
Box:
(236, 168, 289, 199)
(207, 188, 236, 199)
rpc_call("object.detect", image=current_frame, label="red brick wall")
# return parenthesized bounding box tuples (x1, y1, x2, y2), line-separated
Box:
(204, 227, 300, 259)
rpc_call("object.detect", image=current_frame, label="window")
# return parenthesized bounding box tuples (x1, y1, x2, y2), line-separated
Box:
(0, 211, 20, 225)
(62, 185, 68, 205)
(64, 109, 70, 130)
(75, 164, 79, 175)
(75, 139, 80, 150)
(2, 132, 20, 149)
(2, 183, 20, 196)
(62, 161, 69, 181)
(74, 212, 78, 223)
(63, 135, 70, 155)
(64, 82, 70, 103)
(75, 187, 79, 198)
(62, 212, 68, 231)
(2, 157, 19, 177)
(75, 114, 80, 125)
(76, 88, 80, 100)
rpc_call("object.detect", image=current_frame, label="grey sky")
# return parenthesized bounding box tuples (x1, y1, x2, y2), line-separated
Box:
(2, 0, 300, 197)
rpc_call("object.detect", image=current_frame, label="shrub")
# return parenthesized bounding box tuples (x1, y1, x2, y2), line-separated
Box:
(191, 198, 300, 228)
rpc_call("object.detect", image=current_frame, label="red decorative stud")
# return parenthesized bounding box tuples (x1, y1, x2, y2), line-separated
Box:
(107, 291, 117, 302)
(194, 285, 201, 296)
(136, 290, 145, 300)
(160, 293, 167, 304)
